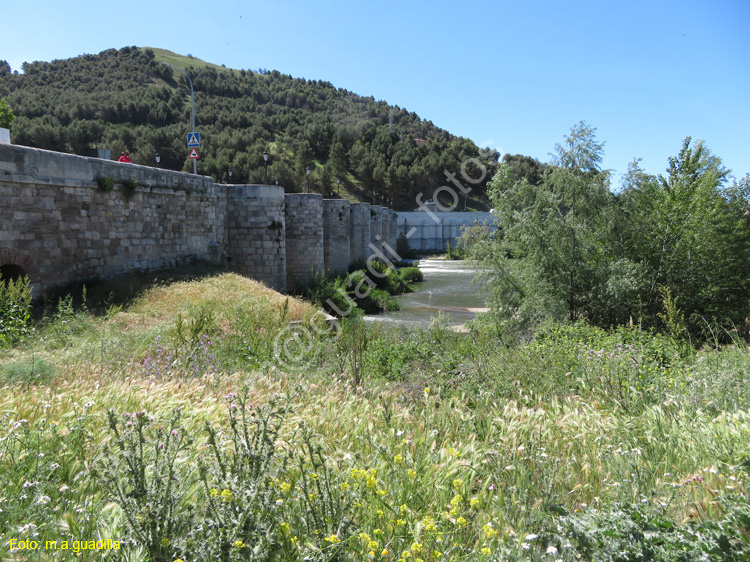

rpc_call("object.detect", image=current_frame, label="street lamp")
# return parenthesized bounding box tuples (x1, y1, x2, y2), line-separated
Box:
(335, 176, 340, 199)
(155, 153, 160, 167)
(162, 62, 197, 175)
(306, 167, 310, 193)
(228, 168, 232, 183)
(263, 151, 269, 184)
(275, 178, 279, 186)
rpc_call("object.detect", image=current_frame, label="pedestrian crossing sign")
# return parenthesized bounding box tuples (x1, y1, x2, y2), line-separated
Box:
(187, 132, 200, 147)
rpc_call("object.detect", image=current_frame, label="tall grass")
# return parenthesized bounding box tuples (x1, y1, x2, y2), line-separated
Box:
(1, 273, 749, 560)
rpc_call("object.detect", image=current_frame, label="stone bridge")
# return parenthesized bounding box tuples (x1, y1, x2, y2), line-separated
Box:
(0, 144, 398, 297)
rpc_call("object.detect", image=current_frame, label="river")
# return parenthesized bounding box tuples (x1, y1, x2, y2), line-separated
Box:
(366, 258, 487, 329)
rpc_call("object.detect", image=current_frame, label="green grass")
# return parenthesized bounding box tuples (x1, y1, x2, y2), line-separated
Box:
(1, 274, 749, 560)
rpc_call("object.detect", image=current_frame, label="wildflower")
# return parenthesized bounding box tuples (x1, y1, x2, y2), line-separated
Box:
(481, 547, 491, 555)
(280, 482, 291, 494)
(324, 534, 340, 544)
(470, 497, 479, 508)
(220, 489, 233, 502)
(452, 478, 463, 489)
(234, 540, 245, 549)
(161, 538, 170, 547)
(407, 469, 417, 479)
(456, 517, 467, 527)
(432, 551, 443, 559)
(546, 545, 558, 554)
(369, 540, 380, 550)
(280, 522, 291, 535)
(394, 454, 404, 464)
(383, 549, 390, 556)
(521, 542, 530, 550)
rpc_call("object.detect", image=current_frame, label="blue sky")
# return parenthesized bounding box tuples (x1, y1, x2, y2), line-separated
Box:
(4, 0, 749, 184)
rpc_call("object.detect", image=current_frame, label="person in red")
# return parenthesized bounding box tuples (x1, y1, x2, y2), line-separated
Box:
(118, 151, 131, 163)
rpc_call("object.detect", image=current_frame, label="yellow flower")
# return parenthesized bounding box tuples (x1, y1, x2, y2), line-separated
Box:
(233, 540, 245, 549)
(368, 540, 379, 550)
(394, 454, 404, 464)
(382, 549, 390, 556)
(280, 482, 291, 494)
(161, 538, 170, 547)
(456, 516, 467, 527)
(411, 542, 424, 554)
(324, 534, 341, 544)
(470, 497, 479, 508)
(220, 489, 233, 502)
(407, 469, 417, 479)
(481, 547, 491, 555)
(280, 522, 291, 535)
(209, 488, 219, 497)
(432, 551, 443, 559)
(452, 478, 463, 489)
(340, 482, 351, 491)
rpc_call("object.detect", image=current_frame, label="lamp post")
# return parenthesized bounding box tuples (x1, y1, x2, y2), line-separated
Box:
(275, 178, 279, 186)
(335, 176, 340, 199)
(162, 62, 197, 175)
(228, 168, 232, 183)
(306, 167, 310, 193)
(155, 153, 160, 167)
(263, 151, 269, 184)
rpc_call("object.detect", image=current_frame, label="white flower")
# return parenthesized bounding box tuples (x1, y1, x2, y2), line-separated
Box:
(546, 545, 558, 554)
(525, 534, 538, 541)
(521, 542, 530, 550)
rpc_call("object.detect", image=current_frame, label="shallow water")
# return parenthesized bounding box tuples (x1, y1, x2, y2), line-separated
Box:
(366, 258, 486, 329)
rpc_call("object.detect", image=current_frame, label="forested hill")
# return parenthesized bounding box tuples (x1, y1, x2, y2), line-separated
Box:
(0, 46, 498, 209)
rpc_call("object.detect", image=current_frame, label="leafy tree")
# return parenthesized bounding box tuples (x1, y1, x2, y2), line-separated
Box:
(551, 120, 605, 172)
(622, 138, 750, 337)
(475, 128, 750, 343)
(0, 98, 15, 130)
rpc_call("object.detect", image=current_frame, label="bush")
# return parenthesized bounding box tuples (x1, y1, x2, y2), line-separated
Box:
(0, 274, 32, 345)
(398, 267, 423, 283)
(96, 175, 114, 191)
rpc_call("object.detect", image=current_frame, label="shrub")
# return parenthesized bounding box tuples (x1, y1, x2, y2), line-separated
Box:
(96, 175, 114, 191)
(398, 267, 423, 283)
(0, 273, 32, 345)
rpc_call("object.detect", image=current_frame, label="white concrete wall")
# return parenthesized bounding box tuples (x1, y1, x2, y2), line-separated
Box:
(396, 211, 497, 252)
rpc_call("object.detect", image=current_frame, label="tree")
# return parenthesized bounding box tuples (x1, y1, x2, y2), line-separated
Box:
(622, 138, 750, 338)
(474, 123, 623, 339)
(0, 98, 15, 131)
(551, 120, 605, 172)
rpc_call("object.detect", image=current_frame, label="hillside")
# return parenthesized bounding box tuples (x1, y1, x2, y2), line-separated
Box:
(0, 47, 498, 210)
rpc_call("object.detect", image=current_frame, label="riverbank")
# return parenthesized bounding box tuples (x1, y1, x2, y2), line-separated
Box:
(2, 272, 749, 561)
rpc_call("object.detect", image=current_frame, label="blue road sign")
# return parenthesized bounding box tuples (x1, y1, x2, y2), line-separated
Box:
(187, 132, 201, 147)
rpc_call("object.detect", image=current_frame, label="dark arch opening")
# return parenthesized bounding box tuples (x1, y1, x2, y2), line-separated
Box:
(0, 264, 27, 284)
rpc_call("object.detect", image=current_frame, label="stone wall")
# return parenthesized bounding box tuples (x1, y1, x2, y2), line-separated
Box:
(322, 199, 350, 276)
(349, 203, 371, 265)
(226, 184, 286, 292)
(0, 144, 218, 296)
(0, 144, 404, 297)
(284, 193, 324, 291)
